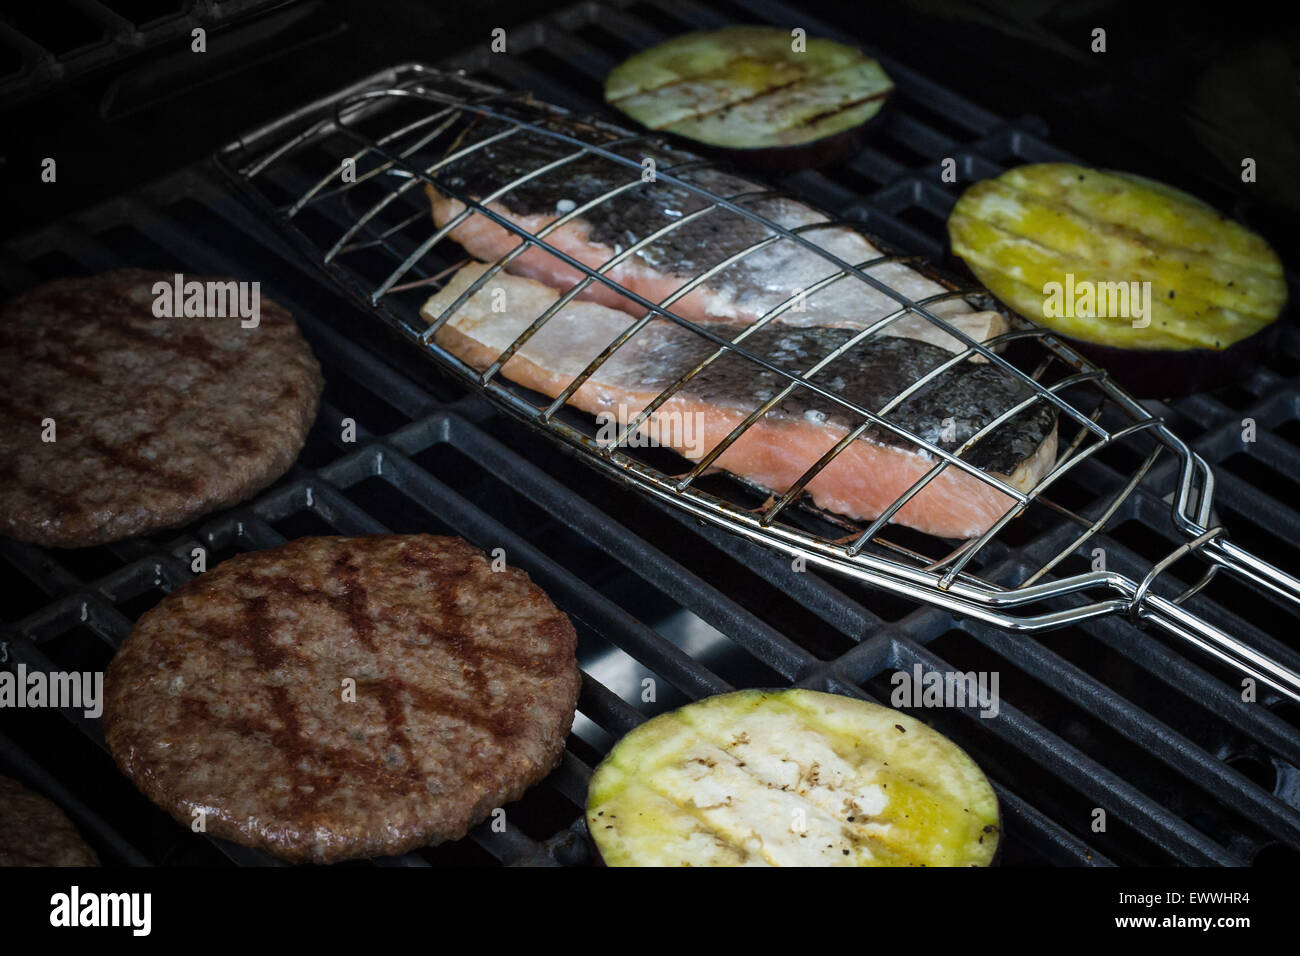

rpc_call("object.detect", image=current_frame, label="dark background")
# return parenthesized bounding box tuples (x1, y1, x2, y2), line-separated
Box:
(2, 0, 1297, 259)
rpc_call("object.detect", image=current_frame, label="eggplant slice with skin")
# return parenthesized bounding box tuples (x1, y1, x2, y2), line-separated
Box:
(604, 26, 893, 171)
(586, 689, 1000, 867)
(947, 163, 1288, 397)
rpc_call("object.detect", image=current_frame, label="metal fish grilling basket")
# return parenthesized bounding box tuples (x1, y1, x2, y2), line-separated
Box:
(218, 64, 1300, 703)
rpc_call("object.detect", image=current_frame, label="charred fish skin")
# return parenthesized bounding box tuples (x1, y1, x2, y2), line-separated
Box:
(430, 117, 1007, 353)
(435, 119, 762, 261)
(436, 123, 854, 273)
(631, 326, 1058, 476)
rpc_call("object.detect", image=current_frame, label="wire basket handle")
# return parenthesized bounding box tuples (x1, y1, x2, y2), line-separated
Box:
(1132, 530, 1300, 702)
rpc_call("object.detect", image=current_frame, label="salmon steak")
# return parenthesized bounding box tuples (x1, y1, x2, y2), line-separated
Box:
(425, 120, 1006, 354)
(422, 264, 1057, 539)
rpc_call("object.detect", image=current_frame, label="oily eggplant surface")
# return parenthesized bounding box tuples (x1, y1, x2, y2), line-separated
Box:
(947, 164, 1286, 395)
(604, 26, 893, 170)
(586, 689, 1000, 867)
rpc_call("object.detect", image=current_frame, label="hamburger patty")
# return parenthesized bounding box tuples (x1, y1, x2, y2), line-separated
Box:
(103, 535, 582, 863)
(0, 268, 322, 547)
(0, 776, 99, 866)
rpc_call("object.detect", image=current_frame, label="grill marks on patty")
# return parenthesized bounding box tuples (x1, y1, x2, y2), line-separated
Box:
(103, 535, 581, 863)
(0, 269, 322, 547)
(186, 561, 523, 788)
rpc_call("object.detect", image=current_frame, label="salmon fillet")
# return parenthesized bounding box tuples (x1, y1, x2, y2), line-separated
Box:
(422, 264, 1057, 539)
(425, 125, 1006, 353)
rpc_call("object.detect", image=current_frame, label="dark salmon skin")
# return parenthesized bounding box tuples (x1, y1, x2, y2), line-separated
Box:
(428, 119, 1007, 353)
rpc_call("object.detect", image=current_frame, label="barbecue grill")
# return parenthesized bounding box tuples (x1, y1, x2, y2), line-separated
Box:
(3, 0, 1299, 869)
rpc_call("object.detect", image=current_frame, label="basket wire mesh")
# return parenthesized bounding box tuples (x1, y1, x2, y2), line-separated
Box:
(218, 64, 1300, 702)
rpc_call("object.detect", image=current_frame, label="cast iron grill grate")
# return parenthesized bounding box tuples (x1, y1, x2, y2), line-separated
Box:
(2, 0, 1299, 867)
(0, 0, 287, 99)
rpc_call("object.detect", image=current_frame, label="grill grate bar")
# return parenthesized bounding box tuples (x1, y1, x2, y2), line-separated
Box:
(823, 671, 1116, 865)
(962, 624, 1300, 846)
(0, 0, 288, 99)
(6, 621, 286, 867)
(0, 731, 151, 866)
(413, 413, 820, 679)
(366, 444, 736, 698)
(4, 633, 108, 743)
(993, 785, 1115, 867)
(1082, 615, 1300, 767)
(891, 640, 1243, 864)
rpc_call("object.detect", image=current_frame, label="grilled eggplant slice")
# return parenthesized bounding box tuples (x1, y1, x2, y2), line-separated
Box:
(604, 26, 893, 170)
(948, 163, 1287, 396)
(586, 689, 1000, 867)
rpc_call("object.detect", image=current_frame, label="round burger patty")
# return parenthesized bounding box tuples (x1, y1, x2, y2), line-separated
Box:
(103, 535, 582, 863)
(0, 776, 99, 866)
(0, 268, 322, 547)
